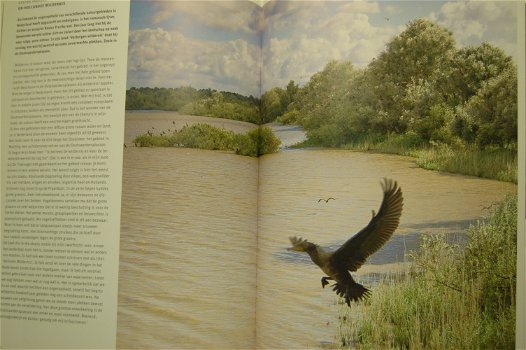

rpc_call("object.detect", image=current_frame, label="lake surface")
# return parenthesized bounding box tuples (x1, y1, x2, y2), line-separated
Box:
(117, 111, 516, 349)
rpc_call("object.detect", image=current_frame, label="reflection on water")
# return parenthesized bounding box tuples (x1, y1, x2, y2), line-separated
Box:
(117, 112, 515, 349)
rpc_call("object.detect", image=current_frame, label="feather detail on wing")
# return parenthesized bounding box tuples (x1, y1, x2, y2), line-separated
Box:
(331, 178, 403, 272)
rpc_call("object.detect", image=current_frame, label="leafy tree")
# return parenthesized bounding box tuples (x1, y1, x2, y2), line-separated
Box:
(255, 126, 281, 155)
(260, 80, 299, 124)
(292, 60, 355, 131)
(463, 65, 517, 148)
(126, 86, 260, 124)
(441, 43, 515, 107)
(261, 87, 286, 123)
(368, 19, 456, 133)
(372, 19, 456, 85)
(285, 80, 299, 104)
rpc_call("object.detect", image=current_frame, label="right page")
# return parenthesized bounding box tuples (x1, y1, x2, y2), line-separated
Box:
(256, 1, 520, 348)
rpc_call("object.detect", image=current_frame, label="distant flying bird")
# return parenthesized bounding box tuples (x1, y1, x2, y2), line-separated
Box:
(288, 179, 403, 306)
(318, 197, 336, 203)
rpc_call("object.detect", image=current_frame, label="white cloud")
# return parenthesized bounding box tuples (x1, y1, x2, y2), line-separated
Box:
(151, 1, 262, 34)
(127, 1, 519, 97)
(262, 0, 518, 91)
(262, 1, 398, 90)
(430, 1, 517, 58)
(127, 28, 261, 96)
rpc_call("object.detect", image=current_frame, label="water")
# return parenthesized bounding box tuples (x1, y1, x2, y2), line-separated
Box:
(117, 111, 516, 349)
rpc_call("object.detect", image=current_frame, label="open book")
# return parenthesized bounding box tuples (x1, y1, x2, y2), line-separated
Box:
(1, 0, 524, 349)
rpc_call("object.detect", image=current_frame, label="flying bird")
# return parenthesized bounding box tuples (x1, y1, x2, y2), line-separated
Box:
(288, 178, 403, 306)
(318, 197, 336, 203)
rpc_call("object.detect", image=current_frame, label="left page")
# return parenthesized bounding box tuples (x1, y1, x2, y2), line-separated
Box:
(1, 1, 129, 348)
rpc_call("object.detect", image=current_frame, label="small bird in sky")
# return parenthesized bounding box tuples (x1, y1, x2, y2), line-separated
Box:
(318, 197, 336, 203)
(289, 179, 403, 306)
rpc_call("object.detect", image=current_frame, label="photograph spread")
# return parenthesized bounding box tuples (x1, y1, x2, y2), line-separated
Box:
(1, 0, 524, 349)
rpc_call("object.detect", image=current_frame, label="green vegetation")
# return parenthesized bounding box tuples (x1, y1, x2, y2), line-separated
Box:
(338, 195, 517, 349)
(294, 132, 517, 182)
(126, 19, 517, 172)
(413, 145, 517, 183)
(133, 123, 280, 157)
(270, 19, 517, 182)
(126, 86, 260, 124)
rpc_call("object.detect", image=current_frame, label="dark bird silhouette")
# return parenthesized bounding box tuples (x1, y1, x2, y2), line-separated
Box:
(288, 178, 403, 306)
(318, 197, 336, 203)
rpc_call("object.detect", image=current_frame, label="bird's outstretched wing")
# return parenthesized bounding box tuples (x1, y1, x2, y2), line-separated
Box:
(331, 178, 403, 272)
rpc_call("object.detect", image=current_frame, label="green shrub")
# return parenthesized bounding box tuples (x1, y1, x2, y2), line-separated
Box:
(132, 123, 280, 157)
(169, 123, 236, 150)
(234, 133, 258, 157)
(255, 126, 282, 156)
(133, 134, 170, 147)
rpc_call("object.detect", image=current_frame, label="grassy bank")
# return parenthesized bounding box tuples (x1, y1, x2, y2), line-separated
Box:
(133, 123, 280, 157)
(413, 145, 517, 183)
(295, 133, 517, 183)
(338, 194, 517, 349)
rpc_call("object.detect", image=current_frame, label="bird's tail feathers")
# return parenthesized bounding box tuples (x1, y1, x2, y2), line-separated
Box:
(333, 281, 371, 306)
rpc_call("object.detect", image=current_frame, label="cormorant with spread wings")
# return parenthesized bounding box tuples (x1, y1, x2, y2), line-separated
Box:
(287, 178, 403, 306)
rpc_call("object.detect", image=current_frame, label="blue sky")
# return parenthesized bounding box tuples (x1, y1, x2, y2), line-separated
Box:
(127, 1, 519, 96)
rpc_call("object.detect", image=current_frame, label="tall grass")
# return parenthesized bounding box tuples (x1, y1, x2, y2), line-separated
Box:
(342, 132, 424, 155)
(413, 145, 517, 183)
(340, 134, 517, 183)
(338, 195, 517, 349)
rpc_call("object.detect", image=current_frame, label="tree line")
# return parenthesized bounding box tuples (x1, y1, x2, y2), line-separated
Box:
(262, 19, 517, 151)
(126, 86, 260, 124)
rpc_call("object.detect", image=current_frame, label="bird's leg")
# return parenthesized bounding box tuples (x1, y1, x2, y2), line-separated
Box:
(321, 276, 333, 288)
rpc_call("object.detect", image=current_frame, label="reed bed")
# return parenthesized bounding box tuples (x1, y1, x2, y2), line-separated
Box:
(341, 134, 517, 183)
(413, 145, 517, 183)
(338, 195, 517, 349)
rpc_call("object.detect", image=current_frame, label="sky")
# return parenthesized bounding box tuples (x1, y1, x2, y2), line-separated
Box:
(126, 0, 520, 96)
